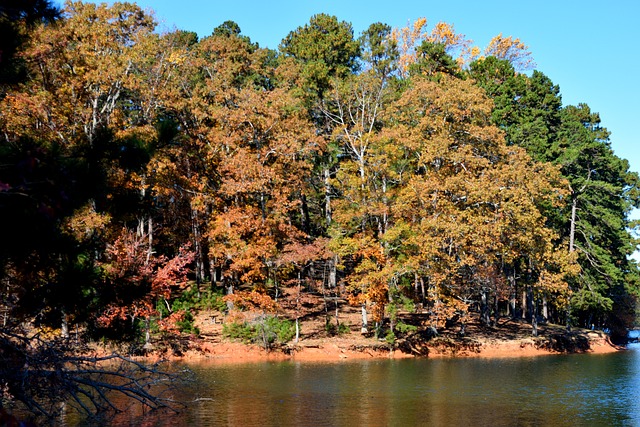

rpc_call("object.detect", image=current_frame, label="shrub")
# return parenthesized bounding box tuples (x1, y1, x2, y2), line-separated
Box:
(172, 286, 226, 312)
(223, 315, 295, 349)
(395, 321, 418, 334)
(326, 321, 351, 336)
(222, 322, 256, 342)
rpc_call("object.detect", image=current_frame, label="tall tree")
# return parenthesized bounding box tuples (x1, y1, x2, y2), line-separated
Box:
(470, 56, 640, 335)
(0, 0, 198, 337)
(280, 13, 360, 101)
(0, 0, 59, 86)
(386, 73, 574, 331)
(554, 104, 640, 336)
(469, 58, 562, 161)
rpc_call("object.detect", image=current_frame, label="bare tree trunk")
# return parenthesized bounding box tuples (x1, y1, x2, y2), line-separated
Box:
(324, 168, 332, 226)
(567, 197, 578, 331)
(226, 276, 235, 311)
(3, 277, 8, 327)
(61, 308, 69, 339)
(146, 217, 153, 266)
(509, 270, 516, 318)
(144, 317, 151, 348)
(322, 263, 329, 325)
(328, 255, 337, 289)
(480, 288, 491, 326)
(361, 303, 368, 334)
(528, 288, 537, 337)
(300, 193, 311, 234)
(569, 197, 577, 253)
(191, 207, 205, 295)
(295, 271, 301, 344)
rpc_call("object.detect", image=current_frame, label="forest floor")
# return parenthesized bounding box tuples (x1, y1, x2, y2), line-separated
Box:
(134, 294, 623, 364)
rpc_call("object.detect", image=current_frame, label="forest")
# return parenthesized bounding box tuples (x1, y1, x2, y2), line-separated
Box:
(1, 0, 640, 419)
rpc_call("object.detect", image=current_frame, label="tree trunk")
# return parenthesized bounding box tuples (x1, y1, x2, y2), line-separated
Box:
(322, 266, 329, 324)
(324, 168, 332, 226)
(147, 217, 153, 264)
(300, 193, 311, 234)
(144, 317, 151, 347)
(328, 256, 337, 289)
(509, 271, 516, 319)
(566, 197, 578, 331)
(480, 288, 491, 325)
(295, 270, 301, 344)
(361, 303, 368, 334)
(569, 197, 577, 253)
(528, 288, 537, 337)
(61, 309, 69, 339)
(226, 281, 234, 311)
(191, 207, 205, 294)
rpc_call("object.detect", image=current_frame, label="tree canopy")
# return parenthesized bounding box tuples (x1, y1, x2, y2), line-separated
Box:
(1, 2, 639, 420)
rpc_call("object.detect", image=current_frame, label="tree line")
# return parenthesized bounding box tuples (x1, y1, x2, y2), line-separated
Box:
(1, 0, 639, 384)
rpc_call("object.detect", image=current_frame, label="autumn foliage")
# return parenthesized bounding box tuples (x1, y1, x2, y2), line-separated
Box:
(1, 1, 638, 350)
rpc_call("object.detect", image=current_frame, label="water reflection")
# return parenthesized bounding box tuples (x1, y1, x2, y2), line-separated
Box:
(70, 347, 640, 426)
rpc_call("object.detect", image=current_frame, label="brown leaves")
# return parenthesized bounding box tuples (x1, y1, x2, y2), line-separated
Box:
(223, 291, 278, 313)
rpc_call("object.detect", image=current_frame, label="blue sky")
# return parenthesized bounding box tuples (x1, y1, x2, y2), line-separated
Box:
(67, 1, 639, 186)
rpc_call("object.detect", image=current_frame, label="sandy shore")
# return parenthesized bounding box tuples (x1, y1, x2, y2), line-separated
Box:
(152, 329, 623, 365)
(122, 309, 625, 365)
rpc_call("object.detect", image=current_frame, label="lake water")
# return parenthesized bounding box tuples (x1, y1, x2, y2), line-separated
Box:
(73, 344, 640, 426)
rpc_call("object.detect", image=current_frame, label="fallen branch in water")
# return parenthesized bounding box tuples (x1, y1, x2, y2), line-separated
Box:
(0, 329, 191, 423)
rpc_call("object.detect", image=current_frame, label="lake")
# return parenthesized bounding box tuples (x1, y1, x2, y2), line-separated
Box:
(71, 344, 640, 426)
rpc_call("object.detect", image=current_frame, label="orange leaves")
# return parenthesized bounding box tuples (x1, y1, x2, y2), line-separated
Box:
(484, 33, 536, 71)
(328, 65, 576, 325)
(427, 22, 474, 68)
(279, 239, 332, 267)
(390, 17, 428, 78)
(388, 19, 535, 74)
(390, 19, 476, 75)
(63, 203, 111, 242)
(224, 291, 278, 313)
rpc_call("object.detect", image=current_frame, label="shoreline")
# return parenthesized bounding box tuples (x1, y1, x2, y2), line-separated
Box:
(137, 327, 624, 366)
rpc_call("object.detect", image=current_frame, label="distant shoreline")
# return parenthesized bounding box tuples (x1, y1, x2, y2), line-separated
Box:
(130, 316, 623, 365)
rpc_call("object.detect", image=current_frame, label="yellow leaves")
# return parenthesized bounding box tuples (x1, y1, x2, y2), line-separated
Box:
(390, 19, 481, 74)
(63, 203, 111, 242)
(485, 33, 536, 71)
(427, 21, 475, 67)
(388, 22, 535, 72)
(166, 49, 187, 66)
(390, 17, 428, 77)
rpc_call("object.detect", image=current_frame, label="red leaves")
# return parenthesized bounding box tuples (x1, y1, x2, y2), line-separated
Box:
(98, 228, 194, 327)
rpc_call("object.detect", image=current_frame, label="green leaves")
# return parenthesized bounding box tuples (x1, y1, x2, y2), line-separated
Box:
(1, 5, 637, 343)
(280, 14, 360, 99)
(472, 55, 640, 334)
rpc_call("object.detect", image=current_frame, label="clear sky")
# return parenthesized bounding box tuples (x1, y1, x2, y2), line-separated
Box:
(62, 1, 639, 184)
